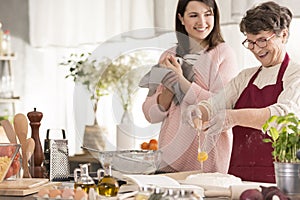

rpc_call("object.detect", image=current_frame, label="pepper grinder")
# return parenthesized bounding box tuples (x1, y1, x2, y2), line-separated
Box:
(27, 108, 45, 178)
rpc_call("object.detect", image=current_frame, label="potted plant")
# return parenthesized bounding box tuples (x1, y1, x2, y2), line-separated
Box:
(60, 53, 114, 121)
(60, 51, 152, 150)
(262, 113, 300, 197)
(60, 53, 115, 151)
(61, 52, 151, 123)
(105, 52, 152, 150)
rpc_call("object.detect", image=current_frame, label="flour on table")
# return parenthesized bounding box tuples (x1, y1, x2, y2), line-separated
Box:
(183, 172, 243, 188)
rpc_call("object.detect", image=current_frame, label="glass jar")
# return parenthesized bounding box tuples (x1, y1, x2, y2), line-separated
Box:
(176, 189, 200, 200)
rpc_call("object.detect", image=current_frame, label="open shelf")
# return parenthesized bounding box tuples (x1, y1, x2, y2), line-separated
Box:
(0, 96, 20, 103)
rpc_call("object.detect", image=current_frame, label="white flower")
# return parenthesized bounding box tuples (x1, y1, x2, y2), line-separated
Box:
(60, 51, 155, 112)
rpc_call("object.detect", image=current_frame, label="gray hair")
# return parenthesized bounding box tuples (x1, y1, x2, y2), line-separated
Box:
(240, 1, 292, 36)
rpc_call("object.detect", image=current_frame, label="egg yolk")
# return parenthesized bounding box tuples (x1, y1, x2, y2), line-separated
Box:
(197, 151, 208, 162)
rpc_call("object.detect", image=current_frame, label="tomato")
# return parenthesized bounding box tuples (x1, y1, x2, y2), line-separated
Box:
(12, 159, 21, 175)
(0, 146, 14, 157)
(5, 166, 13, 179)
(0, 146, 7, 156)
(14, 152, 20, 160)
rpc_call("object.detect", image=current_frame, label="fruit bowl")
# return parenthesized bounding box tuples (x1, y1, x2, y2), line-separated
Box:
(82, 146, 162, 174)
(0, 143, 21, 182)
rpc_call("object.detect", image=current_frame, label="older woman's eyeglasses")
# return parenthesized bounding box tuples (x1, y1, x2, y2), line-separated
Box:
(242, 34, 275, 50)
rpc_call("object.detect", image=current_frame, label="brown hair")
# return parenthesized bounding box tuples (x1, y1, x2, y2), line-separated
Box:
(175, 0, 224, 56)
(240, 1, 292, 36)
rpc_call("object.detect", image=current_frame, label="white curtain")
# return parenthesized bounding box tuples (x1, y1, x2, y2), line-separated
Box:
(29, 0, 177, 47)
(26, 0, 178, 155)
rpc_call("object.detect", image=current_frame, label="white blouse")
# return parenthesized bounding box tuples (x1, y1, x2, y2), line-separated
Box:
(200, 59, 300, 118)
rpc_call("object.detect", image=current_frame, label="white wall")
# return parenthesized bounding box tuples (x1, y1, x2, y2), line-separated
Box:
(0, 0, 300, 155)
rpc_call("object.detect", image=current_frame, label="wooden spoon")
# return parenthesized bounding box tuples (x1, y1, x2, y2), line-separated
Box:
(13, 113, 31, 178)
(26, 138, 35, 162)
(0, 119, 17, 143)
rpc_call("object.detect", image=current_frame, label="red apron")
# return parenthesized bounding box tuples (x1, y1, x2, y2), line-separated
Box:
(228, 53, 290, 183)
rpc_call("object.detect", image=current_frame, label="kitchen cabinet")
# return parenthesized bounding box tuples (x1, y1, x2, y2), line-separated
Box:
(0, 54, 19, 118)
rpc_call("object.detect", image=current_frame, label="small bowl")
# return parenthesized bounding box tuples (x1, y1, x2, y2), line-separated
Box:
(0, 143, 21, 182)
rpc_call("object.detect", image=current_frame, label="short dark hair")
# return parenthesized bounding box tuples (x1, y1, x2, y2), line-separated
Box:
(175, 0, 224, 56)
(240, 1, 292, 36)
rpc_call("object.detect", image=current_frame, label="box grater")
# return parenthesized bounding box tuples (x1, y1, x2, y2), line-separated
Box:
(44, 129, 70, 181)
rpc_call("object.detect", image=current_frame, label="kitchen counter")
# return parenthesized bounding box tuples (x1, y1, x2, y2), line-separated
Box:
(0, 170, 278, 200)
(0, 179, 230, 200)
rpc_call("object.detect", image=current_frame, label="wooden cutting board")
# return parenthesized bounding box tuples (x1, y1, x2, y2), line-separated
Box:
(0, 178, 61, 196)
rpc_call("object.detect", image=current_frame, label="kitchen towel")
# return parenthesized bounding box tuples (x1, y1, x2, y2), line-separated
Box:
(139, 58, 194, 105)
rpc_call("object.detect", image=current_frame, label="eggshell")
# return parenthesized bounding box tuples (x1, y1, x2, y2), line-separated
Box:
(74, 189, 88, 200)
(49, 189, 62, 198)
(37, 188, 50, 198)
(88, 188, 96, 200)
(61, 188, 75, 199)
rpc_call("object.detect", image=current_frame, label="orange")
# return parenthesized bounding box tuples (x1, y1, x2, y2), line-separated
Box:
(149, 139, 158, 145)
(140, 142, 149, 150)
(148, 142, 158, 150)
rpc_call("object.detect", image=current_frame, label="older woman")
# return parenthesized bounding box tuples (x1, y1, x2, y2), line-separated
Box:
(185, 1, 300, 183)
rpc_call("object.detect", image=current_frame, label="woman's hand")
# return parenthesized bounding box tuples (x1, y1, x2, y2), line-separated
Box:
(159, 54, 183, 75)
(202, 110, 236, 136)
(183, 104, 203, 128)
(160, 54, 191, 93)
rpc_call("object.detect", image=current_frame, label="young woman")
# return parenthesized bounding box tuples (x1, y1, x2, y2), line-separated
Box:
(185, 1, 299, 183)
(142, 0, 238, 173)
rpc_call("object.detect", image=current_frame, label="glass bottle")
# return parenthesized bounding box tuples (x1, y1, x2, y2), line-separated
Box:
(135, 186, 153, 200)
(1, 30, 11, 56)
(97, 163, 119, 197)
(0, 59, 13, 98)
(0, 22, 3, 55)
(148, 187, 164, 200)
(161, 188, 176, 200)
(73, 163, 96, 194)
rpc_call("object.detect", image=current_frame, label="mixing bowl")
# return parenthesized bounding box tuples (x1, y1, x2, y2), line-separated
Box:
(82, 146, 162, 174)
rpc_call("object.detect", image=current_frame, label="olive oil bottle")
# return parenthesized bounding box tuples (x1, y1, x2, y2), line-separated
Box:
(97, 163, 119, 197)
(73, 163, 96, 193)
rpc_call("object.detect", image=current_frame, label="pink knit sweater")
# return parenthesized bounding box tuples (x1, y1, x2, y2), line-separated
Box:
(142, 43, 238, 173)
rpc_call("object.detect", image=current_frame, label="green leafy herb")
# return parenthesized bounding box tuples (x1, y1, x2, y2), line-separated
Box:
(262, 113, 300, 163)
